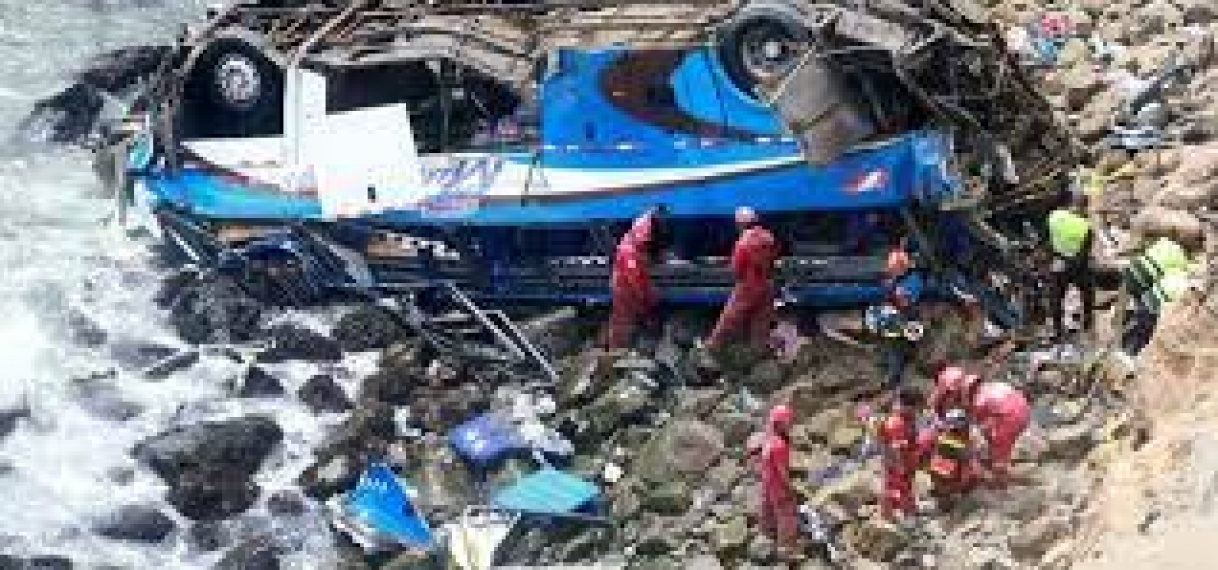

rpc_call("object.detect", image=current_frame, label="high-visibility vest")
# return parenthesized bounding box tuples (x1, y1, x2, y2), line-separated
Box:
(928, 432, 970, 478)
(1047, 209, 1091, 258)
(1126, 238, 1190, 313)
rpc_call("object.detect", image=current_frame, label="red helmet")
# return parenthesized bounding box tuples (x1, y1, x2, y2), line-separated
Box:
(879, 414, 914, 447)
(768, 404, 794, 431)
(627, 212, 654, 244)
(886, 249, 912, 277)
(937, 366, 967, 392)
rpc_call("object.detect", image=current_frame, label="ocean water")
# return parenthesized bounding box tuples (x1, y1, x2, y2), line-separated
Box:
(0, 2, 351, 567)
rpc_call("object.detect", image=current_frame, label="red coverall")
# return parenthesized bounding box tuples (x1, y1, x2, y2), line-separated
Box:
(607, 212, 659, 349)
(971, 382, 1031, 485)
(757, 406, 798, 548)
(708, 225, 780, 349)
(929, 375, 1030, 486)
(878, 409, 920, 519)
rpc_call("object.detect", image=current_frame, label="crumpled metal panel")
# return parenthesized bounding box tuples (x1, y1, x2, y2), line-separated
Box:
(764, 51, 875, 165)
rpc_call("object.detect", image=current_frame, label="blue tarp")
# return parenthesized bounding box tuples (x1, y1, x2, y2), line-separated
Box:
(492, 469, 599, 515)
(449, 413, 527, 468)
(341, 462, 434, 548)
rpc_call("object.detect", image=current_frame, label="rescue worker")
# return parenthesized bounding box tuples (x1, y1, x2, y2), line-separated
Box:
(922, 408, 982, 498)
(929, 366, 1031, 488)
(1121, 236, 1192, 353)
(877, 386, 924, 520)
(757, 404, 799, 555)
(1046, 193, 1095, 343)
(879, 245, 924, 388)
(606, 205, 669, 349)
(707, 207, 781, 351)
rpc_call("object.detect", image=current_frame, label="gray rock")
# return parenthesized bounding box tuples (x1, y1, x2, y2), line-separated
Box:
(235, 367, 285, 398)
(73, 380, 142, 422)
(299, 454, 356, 501)
(143, 350, 200, 380)
(1042, 422, 1100, 463)
(1, 556, 74, 570)
(713, 515, 749, 553)
(634, 420, 724, 484)
(1178, 0, 1218, 24)
(92, 504, 175, 543)
(318, 401, 397, 457)
(186, 521, 229, 553)
(109, 341, 177, 370)
(842, 517, 909, 563)
(644, 482, 692, 515)
(332, 305, 410, 353)
(214, 536, 280, 570)
(747, 534, 775, 564)
(168, 275, 263, 345)
(380, 551, 442, 570)
(675, 388, 726, 418)
(1008, 514, 1072, 560)
(133, 416, 282, 520)
(358, 370, 418, 406)
(748, 360, 787, 393)
(134, 415, 282, 486)
(257, 324, 342, 363)
(65, 310, 106, 347)
(0, 402, 31, 440)
(77, 45, 170, 93)
(16, 82, 104, 144)
(167, 471, 261, 522)
(636, 529, 678, 556)
(296, 374, 352, 413)
(411, 443, 475, 509)
(265, 489, 307, 517)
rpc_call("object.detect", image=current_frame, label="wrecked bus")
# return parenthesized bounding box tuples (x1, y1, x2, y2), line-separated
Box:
(99, 0, 1075, 328)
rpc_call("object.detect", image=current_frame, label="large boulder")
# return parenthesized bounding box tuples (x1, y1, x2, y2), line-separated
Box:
(0, 401, 31, 440)
(577, 381, 654, 443)
(318, 401, 397, 455)
(257, 324, 342, 363)
(235, 367, 285, 398)
(77, 45, 170, 93)
(0, 556, 74, 570)
(358, 370, 418, 406)
(168, 275, 264, 345)
(133, 416, 282, 520)
(92, 504, 176, 543)
(297, 374, 352, 413)
(332, 305, 409, 353)
(16, 83, 104, 144)
(633, 420, 724, 484)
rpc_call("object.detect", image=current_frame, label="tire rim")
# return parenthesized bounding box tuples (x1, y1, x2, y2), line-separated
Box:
(214, 54, 261, 110)
(738, 21, 801, 85)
